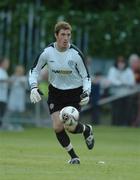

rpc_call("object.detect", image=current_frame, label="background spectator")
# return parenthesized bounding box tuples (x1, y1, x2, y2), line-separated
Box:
(129, 54, 140, 83)
(90, 72, 110, 125)
(0, 58, 10, 127)
(129, 54, 140, 126)
(7, 65, 27, 129)
(107, 56, 135, 126)
(90, 73, 101, 125)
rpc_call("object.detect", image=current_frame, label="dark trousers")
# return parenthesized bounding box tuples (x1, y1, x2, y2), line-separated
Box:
(0, 102, 7, 126)
(91, 105, 100, 125)
(111, 97, 133, 126)
(131, 93, 140, 126)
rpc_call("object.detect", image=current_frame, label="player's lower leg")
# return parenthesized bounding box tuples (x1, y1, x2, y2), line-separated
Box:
(55, 129, 80, 164)
(68, 123, 95, 150)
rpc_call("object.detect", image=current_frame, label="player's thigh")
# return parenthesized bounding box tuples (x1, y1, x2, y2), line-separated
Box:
(51, 111, 64, 132)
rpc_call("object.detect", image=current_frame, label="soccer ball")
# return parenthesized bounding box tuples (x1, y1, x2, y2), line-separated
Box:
(59, 106, 79, 126)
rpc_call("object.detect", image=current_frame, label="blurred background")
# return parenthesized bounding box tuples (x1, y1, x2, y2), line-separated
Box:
(0, 0, 140, 131)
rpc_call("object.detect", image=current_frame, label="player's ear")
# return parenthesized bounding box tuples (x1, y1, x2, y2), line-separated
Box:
(55, 33, 58, 39)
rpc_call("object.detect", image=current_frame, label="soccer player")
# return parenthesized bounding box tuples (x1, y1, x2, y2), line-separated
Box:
(29, 21, 94, 164)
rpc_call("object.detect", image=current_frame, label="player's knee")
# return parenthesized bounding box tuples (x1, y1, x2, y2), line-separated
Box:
(53, 125, 64, 133)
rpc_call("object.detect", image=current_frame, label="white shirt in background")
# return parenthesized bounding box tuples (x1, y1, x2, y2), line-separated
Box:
(8, 75, 27, 112)
(107, 66, 135, 95)
(0, 68, 9, 103)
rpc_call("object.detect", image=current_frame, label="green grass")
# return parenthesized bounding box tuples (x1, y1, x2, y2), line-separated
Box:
(0, 126, 140, 180)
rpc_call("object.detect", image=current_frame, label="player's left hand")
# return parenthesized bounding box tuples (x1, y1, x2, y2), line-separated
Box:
(79, 91, 90, 106)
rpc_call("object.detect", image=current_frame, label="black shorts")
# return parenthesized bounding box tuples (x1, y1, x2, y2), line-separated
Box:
(48, 84, 83, 114)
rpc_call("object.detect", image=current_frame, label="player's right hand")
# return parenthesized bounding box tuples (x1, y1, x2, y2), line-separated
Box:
(30, 87, 43, 103)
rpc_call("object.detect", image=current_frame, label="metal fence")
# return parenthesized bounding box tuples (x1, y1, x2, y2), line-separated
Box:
(2, 94, 52, 129)
(1, 84, 140, 129)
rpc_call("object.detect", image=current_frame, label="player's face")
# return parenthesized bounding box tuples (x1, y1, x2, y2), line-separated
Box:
(55, 29, 71, 51)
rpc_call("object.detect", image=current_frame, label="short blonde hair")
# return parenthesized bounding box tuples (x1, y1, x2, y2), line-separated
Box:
(54, 21, 72, 34)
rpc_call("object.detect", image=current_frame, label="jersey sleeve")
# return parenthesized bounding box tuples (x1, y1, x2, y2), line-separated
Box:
(76, 54, 91, 94)
(29, 50, 47, 89)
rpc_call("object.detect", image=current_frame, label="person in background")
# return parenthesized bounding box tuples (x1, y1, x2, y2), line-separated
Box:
(0, 58, 10, 127)
(90, 73, 101, 125)
(7, 65, 27, 129)
(129, 54, 140, 126)
(129, 54, 140, 83)
(90, 72, 110, 125)
(107, 56, 135, 126)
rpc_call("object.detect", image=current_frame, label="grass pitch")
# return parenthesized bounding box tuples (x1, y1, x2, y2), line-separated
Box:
(0, 126, 140, 180)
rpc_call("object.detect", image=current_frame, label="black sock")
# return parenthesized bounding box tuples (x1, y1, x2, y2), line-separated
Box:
(55, 130, 78, 159)
(68, 148, 78, 159)
(55, 130, 70, 147)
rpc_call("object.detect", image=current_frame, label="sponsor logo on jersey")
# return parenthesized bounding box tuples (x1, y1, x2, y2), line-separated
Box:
(52, 69, 72, 74)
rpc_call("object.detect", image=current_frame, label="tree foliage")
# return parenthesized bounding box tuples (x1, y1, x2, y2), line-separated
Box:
(0, 0, 140, 67)
(1, 0, 140, 11)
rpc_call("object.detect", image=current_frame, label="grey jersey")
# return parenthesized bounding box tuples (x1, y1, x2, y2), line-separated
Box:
(29, 43, 91, 94)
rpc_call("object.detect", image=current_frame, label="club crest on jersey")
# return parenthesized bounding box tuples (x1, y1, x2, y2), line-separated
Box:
(50, 103, 54, 110)
(68, 60, 75, 68)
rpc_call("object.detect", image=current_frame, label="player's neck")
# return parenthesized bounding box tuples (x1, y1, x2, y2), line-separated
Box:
(55, 42, 69, 52)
